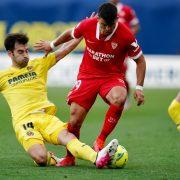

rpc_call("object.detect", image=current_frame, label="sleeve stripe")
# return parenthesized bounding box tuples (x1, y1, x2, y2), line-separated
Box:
(129, 51, 143, 60)
(71, 28, 76, 39)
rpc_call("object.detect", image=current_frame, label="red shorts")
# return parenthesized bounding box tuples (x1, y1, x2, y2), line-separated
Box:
(67, 77, 126, 110)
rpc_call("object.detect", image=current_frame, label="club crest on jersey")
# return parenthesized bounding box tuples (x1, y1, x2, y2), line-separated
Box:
(111, 42, 118, 49)
(8, 73, 14, 77)
(27, 66, 33, 71)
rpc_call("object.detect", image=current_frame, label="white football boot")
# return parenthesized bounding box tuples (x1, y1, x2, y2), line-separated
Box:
(95, 139, 118, 168)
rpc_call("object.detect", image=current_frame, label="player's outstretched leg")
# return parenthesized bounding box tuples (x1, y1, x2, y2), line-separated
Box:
(56, 129, 118, 168)
(57, 123, 80, 166)
(58, 103, 87, 166)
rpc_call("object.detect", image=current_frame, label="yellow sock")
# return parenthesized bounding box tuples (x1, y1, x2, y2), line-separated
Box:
(168, 99, 180, 131)
(67, 138, 97, 163)
(46, 152, 57, 166)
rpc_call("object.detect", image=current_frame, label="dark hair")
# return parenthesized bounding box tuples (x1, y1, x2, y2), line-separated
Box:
(98, 3, 117, 25)
(4, 33, 29, 51)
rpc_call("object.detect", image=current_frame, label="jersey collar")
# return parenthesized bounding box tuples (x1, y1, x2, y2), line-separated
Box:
(96, 22, 118, 41)
(9, 64, 28, 71)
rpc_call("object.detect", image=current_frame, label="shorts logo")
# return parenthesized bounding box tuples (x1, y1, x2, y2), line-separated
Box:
(111, 42, 118, 49)
(26, 131, 34, 136)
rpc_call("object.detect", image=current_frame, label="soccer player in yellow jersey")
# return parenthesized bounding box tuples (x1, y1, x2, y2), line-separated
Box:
(168, 92, 180, 132)
(0, 33, 119, 168)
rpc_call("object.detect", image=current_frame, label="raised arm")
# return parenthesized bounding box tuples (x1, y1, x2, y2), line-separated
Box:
(34, 29, 73, 56)
(34, 13, 96, 56)
(53, 29, 73, 47)
(54, 38, 82, 63)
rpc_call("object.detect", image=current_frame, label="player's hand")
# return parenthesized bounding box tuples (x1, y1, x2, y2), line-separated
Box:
(34, 40, 52, 56)
(134, 89, 145, 106)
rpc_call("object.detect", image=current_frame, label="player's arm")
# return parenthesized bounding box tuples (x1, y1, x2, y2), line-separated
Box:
(133, 54, 146, 106)
(52, 12, 95, 51)
(53, 29, 74, 49)
(38, 38, 82, 71)
(54, 38, 82, 63)
(134, 54, 146, 87)
(34, 29, 74, 56)
(34, 13, 95, 56)
(127, 36, 146, 106)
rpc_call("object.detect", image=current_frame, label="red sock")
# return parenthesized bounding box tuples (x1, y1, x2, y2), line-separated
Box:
(65, 123, 80, 158)
(97, 104, 124, 142)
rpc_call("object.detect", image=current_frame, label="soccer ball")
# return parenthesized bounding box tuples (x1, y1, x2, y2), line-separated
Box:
(107, 145, 128, 168)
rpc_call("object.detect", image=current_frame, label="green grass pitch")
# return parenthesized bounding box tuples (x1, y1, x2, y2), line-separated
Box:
(0, 88, 180, 180)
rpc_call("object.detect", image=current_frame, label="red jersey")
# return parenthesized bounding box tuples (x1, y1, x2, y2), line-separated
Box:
(117, 3, 139, 29)
(72, 17, 142, 79)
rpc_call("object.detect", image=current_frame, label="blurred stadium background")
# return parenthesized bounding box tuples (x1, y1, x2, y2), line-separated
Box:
(0, 0, 180, 179)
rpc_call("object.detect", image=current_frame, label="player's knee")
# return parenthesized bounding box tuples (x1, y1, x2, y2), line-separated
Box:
(70, 110, 84, 127)
(111, 95, 126, 106)
(33, 153, 47, 166)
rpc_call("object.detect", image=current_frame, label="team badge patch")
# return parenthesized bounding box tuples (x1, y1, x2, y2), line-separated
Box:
(26, 131, 34, 136)
(111, 42, 118, 49)
(27, 66, 33, 71)
(8, 73, 14, 77)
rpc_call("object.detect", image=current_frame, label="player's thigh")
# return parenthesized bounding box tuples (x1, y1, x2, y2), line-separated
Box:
(38, 114, 68, 145)
(14, 118, 44, 152)
(99, 77, 127, 105)
(67, 79, 99, 111)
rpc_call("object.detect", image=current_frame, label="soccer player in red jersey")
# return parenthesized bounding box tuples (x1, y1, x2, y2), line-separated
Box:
(35, 3, 146, 166)
(110, 0, 140, 35)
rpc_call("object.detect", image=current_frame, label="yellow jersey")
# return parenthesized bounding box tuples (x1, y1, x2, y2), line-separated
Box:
(0, 53, 57, 126)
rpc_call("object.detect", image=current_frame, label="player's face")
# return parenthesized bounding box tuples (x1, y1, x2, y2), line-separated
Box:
(8, 42, 29, 68)
(98, 18, 117, 37)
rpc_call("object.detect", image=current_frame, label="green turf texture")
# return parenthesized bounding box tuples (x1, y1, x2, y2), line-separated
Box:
(0, 88, 179, 180)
